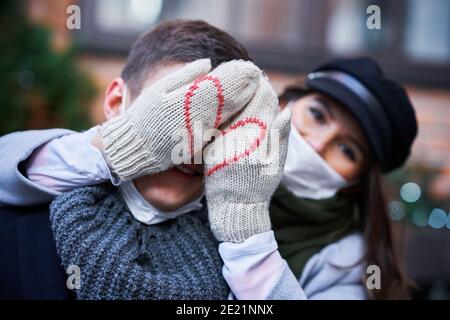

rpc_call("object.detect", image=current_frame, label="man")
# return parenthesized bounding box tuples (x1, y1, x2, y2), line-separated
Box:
(0, 20, 263, 299)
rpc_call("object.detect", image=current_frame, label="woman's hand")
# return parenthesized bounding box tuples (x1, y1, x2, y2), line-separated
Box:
(204, 76, 291, 243)
(99, 59, 260, 181)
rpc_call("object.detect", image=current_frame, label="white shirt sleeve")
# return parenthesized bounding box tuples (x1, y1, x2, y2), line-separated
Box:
(219, 231, 367, 300)
(218, 230, 304, 300)
(25, 126, 119, 193)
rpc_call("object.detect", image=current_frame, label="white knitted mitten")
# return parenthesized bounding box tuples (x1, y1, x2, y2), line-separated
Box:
(204, 76, 291, 243)
(100, 59, 260, 181)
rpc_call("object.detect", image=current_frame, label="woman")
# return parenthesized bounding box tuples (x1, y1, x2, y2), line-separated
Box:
(275, 56, 418, 300)
(212, 57, 418, 300)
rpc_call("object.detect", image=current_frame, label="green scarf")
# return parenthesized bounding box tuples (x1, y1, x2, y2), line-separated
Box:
(270, 184, 359, 278)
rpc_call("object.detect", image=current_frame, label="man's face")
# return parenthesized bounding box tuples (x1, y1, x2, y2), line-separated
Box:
(103, 62, 204, 211)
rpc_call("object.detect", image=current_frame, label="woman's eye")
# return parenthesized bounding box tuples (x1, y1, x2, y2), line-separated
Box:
(309, 107, 326, 124)
(339, 143, 356, 162)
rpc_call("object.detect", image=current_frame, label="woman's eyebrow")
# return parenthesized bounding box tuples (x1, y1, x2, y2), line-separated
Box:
(314, 96, 335, 119)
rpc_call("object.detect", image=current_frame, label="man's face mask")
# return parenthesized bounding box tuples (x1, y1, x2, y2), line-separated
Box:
(282, 103, 350, 199)
(119, 83, 129, 115)
(117, 84, 204, 225)
(118, 179, 204, 225)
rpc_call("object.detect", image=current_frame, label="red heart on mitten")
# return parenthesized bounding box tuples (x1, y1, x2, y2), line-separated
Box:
(183, 75, 224, 155)
(206, 117, 267, 176)
(183, 76, 267, 176)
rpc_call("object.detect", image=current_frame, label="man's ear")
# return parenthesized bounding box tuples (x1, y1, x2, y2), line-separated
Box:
(103, 77, 127, 120)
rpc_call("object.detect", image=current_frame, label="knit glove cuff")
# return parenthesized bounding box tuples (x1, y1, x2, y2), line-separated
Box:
(208, 201, 271, 243)
(100, 115, 157, 181)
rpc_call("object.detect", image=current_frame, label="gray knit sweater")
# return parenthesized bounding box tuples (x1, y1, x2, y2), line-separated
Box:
(49, 184, 229, 300)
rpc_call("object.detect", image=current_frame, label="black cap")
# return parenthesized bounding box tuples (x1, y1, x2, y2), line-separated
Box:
(305, 57, 418, 172)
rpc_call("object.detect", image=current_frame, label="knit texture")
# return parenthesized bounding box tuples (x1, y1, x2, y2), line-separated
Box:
(49, 184, 229, 300)
(100, 59, 260, 181)
(205, 77, 291, 243)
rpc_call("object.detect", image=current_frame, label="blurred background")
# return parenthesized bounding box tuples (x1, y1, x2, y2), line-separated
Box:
(0, 0, 449, 299)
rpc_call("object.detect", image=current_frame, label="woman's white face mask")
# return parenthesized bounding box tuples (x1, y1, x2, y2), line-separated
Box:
(282, 103, 350, 199)
(117, 84, 204, 224)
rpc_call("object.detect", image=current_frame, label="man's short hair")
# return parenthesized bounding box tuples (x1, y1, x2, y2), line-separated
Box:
(121, 19, 253, 98)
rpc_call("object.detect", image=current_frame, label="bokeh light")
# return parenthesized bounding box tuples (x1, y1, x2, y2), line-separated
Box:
(412, 207, 428, 227)
(447, 213, 450, 229)
(400, 182, 421, 203)
(428, 208, 448, 229)
(388, 201, 406, 221)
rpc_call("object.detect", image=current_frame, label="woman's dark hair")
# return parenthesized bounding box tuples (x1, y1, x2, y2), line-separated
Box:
(279, 85, 412, 299)
(359, 165, 412, 299)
